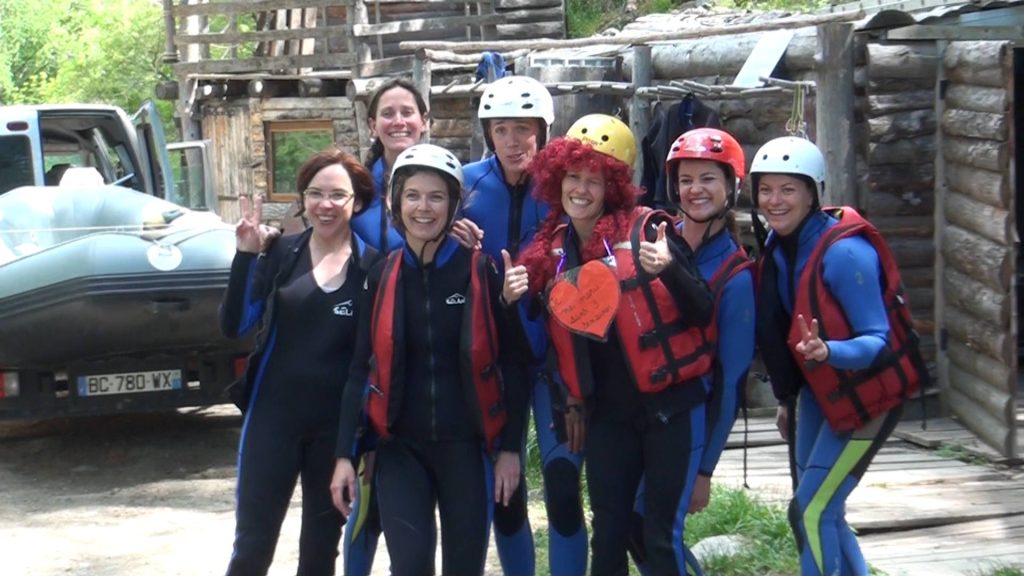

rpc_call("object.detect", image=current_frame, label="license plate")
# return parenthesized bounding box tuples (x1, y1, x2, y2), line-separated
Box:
(77, 369, 182, 397)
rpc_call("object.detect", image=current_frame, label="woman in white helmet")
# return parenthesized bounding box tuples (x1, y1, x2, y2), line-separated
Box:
(454, 75, 588, 576)
(752, 136, 925, 576)
(331, 144, 529, 576)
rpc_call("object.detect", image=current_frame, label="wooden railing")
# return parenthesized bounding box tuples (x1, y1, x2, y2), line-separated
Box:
(170, 0, 505, 79)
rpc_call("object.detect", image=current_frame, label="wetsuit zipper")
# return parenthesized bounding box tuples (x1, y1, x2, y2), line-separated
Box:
(423, 267, 438, 441)
(507, 184, 525, 258)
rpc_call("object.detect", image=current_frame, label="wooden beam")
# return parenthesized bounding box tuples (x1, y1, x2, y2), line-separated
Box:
(174, 0, 339, 18)
(175, 53, 355, 76)
(942, 224, 1012, 294)
(413, 55, 432, 141)
(943, 267, 1009, 328)
(178, 25, 348, 46)
(816, 22, 857, 208)
(947, 339, 1012, 394)
(630, 45, 652, 182)
(945, 191, 1012, 246)
(887, 25, 1024, 42)
(400, 9, 864, 51)
(948, 387, 1014, 458)
(353, 14, 504, 37)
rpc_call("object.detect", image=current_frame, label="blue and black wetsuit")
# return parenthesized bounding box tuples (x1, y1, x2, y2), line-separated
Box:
(757, 210, 901, 576)
(336, 237, 528, 576)
(350, 158, 404, 253)
(343, 156, 400, 575)
(629, 226, 756, 576)
(220, 229, 376, 576)
(462, 155, 587, 576)
(549, 222, 714, 576)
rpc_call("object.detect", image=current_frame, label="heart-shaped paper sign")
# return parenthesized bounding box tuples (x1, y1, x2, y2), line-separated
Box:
(547, 259, 621, 341)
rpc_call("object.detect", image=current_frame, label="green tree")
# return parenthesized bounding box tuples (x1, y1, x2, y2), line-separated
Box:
(0, 0, 175, 135)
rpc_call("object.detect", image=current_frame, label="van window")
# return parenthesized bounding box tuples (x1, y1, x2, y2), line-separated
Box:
(0, 135, 35, 194)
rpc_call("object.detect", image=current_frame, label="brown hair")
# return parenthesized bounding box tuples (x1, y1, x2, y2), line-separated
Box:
(295, 147, 375, 219)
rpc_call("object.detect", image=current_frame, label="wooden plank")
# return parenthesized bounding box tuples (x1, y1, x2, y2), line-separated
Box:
(949, 386, 1014, 457)
(942, 108, 1009, 141)
(947, 339, 1013, 394)
(175, 53, 355, 75)
(887, 25, 1024, 42)
(949, 363, 1014, 422)
(352, 14, 504, 37)
(945, 41, 1011, 88)
(816, 23, 857, 207)
(861, 515, 1024, 575)
(866, 42, 938, 79)
(943, 267, 1009, 328)
(178, 25, 348, 46)
(867, 135, 935, 164)
(174, 0, 340, 18)
(945, 83, 1010, 115)
(945, 160, 1009, 209)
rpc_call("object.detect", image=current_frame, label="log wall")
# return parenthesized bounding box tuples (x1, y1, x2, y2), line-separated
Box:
(936, 40, 1017, 458)
(863, 40, 940, 366)
(200, 97, 361, 225)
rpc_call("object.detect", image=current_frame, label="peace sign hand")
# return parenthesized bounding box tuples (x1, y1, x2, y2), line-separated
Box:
(639, 221, 674, 275)
(235, 195, 279, 254)
(794, 314, 830, 363)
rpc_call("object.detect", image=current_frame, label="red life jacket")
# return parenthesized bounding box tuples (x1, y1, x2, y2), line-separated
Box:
(789, 207, 927, 432)
(366, 249, 507, 451)
(547, 208, 716, 399)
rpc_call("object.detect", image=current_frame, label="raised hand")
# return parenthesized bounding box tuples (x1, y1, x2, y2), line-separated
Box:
(501, 249, 528, 305)
(235, 195, 279, 254)
(450, 218, 484, 250)
(794, 314, 829, 363)
(639, 221, 673, 275)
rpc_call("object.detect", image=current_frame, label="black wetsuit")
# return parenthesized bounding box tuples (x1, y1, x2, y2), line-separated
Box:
(337, 238, 528, 576)
(220, 229, 376, 576)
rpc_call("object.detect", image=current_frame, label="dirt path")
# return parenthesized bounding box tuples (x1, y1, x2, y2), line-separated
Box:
(0, 406, 513, 575)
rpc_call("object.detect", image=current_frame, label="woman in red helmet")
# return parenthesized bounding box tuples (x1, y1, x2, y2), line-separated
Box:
(509, 114, 715, 576)
(627, 128, 757, 575)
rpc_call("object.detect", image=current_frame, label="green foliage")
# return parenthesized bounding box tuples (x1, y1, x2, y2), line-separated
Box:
(566, 0, 830, 38)
(934, 442, 987, 465)
(970, 563, 1024, 576)
(0, 0, 175, 136)
(683, 485, 800, 575)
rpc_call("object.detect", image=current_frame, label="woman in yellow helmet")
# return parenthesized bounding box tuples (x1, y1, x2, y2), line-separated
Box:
(509, 114, 715, 575)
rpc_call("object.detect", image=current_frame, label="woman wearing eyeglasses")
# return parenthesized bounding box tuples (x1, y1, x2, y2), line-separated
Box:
(219, 147, 380, 576)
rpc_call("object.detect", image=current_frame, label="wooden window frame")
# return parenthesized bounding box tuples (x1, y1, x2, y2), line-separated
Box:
(266, 120, 335, 202)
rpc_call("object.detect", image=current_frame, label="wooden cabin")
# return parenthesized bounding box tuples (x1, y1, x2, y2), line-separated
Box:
(161, 0, 1022, 459)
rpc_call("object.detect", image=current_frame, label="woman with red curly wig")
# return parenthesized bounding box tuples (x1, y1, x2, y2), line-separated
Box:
(508, 114, 716, 575)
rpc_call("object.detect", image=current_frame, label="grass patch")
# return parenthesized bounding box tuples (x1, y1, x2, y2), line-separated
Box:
(684, 485, 799, 575)
(566, 0, 691, 38)
(970, 564, 1024, 576)
(934, 442, 987, 465)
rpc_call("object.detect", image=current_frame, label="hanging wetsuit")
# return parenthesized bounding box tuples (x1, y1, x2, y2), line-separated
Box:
(544, 209, 715, 576)
(629, 227, 756, 576)
(220, 228, 377, 576)
(462, 155, 587, 576)
(342, 156, 397, 576)
(755, 209, 908, 576)
(336, 237, 528, 576)
(639, 97, 721, 210)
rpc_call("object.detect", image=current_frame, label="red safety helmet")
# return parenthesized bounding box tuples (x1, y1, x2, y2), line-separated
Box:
(665, 128, 746, 211)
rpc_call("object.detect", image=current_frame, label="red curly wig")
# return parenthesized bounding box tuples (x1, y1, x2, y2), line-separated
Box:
(518, 136, 640, 295)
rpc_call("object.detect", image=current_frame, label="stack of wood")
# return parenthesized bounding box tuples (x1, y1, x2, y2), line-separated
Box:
(862, 41, 939, 364)
(935, 41, 1016, 456)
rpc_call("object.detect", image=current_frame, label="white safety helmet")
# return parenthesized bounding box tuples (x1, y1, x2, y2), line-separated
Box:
(389, 143, 464, 228)
(748, 136, 826, 207)
(478, 75, 555, 150)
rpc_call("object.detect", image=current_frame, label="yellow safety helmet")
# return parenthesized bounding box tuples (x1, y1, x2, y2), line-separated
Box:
(565, 113, 637, 168)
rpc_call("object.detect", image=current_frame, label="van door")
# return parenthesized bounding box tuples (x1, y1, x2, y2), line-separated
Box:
(131, 101, 176, 203)
(166, 140, 216, 213)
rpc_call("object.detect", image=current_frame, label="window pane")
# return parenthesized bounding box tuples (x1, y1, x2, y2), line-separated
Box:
(0, 136, 35, 194)
(272, 129, 334, 197)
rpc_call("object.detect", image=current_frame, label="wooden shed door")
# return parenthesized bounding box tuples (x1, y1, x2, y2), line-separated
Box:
(934, 40, 1018, 458)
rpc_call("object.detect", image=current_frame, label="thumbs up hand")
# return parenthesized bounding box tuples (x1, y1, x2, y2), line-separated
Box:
(501, 249, 529, 305)
(639, 221, 674, 275)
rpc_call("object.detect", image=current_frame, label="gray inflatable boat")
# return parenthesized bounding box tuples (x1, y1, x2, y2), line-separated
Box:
(0, 185, 240, 367)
